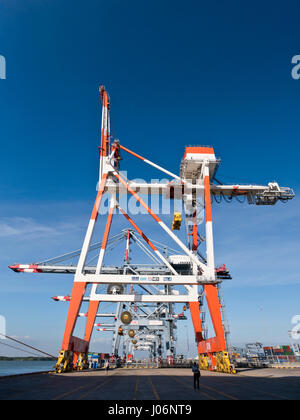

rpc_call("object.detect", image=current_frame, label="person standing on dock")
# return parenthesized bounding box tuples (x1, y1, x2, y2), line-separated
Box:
(192, 362, 201, 389)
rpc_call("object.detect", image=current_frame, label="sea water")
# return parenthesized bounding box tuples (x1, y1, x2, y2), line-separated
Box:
(0, 360, 55, 377)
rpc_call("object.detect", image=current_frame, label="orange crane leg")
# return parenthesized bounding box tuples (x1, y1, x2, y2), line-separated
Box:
(61, 281, 87, 351)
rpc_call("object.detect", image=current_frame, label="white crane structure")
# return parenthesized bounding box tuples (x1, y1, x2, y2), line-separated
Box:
(9, 86, 294, 374)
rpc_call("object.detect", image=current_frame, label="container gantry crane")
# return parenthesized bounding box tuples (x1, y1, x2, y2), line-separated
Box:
(9, 86, 294, 374)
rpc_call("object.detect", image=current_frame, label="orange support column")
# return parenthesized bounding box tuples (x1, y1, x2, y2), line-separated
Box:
(84, 301, 100, 342)
(189, 302, 203, 343)
(203, 284, 226, 352)
(204, 169, 214, 272)
(194, 164, 228, 371)
(61, 282, 87, 351)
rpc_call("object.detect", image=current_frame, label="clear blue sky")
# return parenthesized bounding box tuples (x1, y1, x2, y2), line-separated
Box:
(0, 0, 299, 357)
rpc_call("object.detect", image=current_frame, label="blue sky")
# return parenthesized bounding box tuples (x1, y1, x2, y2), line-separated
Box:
(0, 0, 300, 357)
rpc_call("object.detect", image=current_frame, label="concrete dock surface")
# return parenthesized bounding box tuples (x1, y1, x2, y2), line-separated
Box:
(0, 367, 299, 400)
